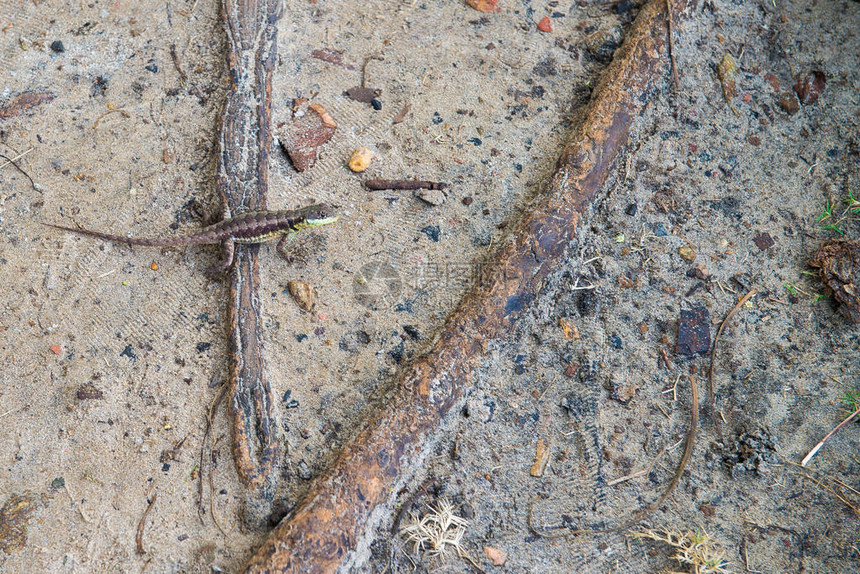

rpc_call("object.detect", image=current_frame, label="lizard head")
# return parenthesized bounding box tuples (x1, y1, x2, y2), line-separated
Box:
(292, 203, 338, 230)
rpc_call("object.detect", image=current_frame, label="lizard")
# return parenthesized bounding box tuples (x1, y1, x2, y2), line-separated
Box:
(43, 203, 337, 276)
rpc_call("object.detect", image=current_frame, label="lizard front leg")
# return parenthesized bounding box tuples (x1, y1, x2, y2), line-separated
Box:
(206, 240, 235, 277)
(276, 231, 297, 265)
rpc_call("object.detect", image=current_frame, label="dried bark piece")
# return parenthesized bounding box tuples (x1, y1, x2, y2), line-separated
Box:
(677, 304, 711, 356)
(279, 103, 337, 172)
(0, 92, 55, 119)
(809, 240, 860, 324)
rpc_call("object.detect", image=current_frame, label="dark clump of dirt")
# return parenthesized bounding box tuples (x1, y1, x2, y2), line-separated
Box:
(720, 427, 779, 479)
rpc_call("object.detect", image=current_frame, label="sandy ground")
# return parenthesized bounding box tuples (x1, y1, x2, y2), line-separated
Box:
(1, 0, 858, 572)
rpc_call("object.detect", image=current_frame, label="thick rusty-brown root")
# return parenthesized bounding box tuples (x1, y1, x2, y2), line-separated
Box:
(244, 0, 692, 569)
(217, 0, 284, 489)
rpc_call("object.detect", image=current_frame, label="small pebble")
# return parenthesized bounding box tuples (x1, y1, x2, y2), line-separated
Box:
(483, 546, 507, 566)
(50, 40, 65, 53)
(462, 196, 473, 206)
(678, 245, 697, 263)
(417, 188, 446, 206)
(145, 64, 158, 73)
(370, 99, 382, 110)
(288, 280, 315, 311)
(348, 147, 372, 172)
(420, 225, 440, 242)
(297, 460, 312, 480)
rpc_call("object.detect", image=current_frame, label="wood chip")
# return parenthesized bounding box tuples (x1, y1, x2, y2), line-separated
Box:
(279, 103, 337, 172)
(530, 438, 550, 477)
(558, 317, 580, 340)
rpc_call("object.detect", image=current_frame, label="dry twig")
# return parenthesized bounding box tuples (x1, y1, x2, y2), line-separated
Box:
(800, 405, 860, 466)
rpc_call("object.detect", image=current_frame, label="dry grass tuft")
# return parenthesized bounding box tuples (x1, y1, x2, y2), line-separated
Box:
(399, 499, 469, 557)
(631, 527, 729, 574)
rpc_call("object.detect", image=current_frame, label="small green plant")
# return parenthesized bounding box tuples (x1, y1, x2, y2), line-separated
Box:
(784, 283, 798, 296)
(846, 190, 860, 214)
(818, 192, 860, 235)
(841, 388, 860, 416)
(818, 199, 837, 222)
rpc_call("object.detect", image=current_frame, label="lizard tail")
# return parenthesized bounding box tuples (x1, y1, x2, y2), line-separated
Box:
(42, 222, 182, 247)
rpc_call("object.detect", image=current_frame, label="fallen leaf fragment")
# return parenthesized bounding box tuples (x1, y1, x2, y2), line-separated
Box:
(483, 545, 507, 566)
(530, 438, 550, 477)
(537, 16, 552, 33)
(287, 280, 315, 312)
(466, 0, 499, 13)
(311, 48, 355, 70)
(794, 70, 826, 105)
(76, 383, 104, 400)
(0, 92, 55, 119)
(345, 86, 379, 104)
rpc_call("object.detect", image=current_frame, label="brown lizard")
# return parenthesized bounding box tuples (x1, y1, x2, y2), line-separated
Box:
(44, 203, 337, 276)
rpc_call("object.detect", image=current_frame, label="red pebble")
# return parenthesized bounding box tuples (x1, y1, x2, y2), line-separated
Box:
(537, 16, 552, 33)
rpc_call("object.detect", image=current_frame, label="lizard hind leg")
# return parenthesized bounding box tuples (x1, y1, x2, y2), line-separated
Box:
(190, 198, 228, 227)
(276, 231, 297, 265)
(205, 240, 235, 278)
